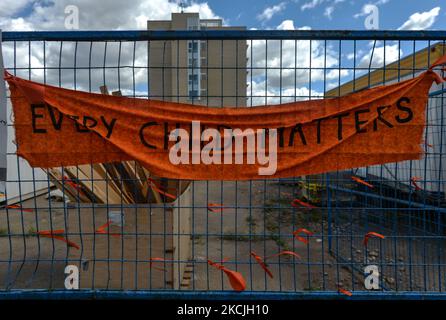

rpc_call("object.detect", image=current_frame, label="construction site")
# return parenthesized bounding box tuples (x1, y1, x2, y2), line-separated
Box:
(0, 13, 445, 299)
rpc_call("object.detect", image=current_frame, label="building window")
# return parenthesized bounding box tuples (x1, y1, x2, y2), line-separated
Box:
(189, 74, 198, 81)
(189, 90, 199, 99)
(188, 42, 199, 53)
(187, 18, 201, 100)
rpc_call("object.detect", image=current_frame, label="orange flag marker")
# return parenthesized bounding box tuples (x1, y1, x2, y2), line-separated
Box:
(208, 259, 246, 292)
(37, 229, 80, 250)
(148, 178, 177, 200)
(207, 203, 226, 213)
(251, 250, 302, 279)
(291, 199, 316, 209)
(338, 287, 353, 296)
(363, 231, 385, 246)
(250, 251, 273, 278)
(293, 228, 314, 245)
(351, 176, 374, 189)
(95, 220, 121, 238)
(5, 204, 33, 212)
(410, 176, 422, 191)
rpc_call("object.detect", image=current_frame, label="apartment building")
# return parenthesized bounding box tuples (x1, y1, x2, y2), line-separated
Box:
(147, 12, 247, 107)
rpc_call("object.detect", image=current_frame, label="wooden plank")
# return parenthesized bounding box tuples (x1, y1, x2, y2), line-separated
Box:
(45, 169, 77, 202)
(63, 167, 97, 202)
(77, 164, 123, 204)
(99, 85, 109, 95)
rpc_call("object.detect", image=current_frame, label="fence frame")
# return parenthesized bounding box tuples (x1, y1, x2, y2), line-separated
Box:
(1, 29, 446, 300)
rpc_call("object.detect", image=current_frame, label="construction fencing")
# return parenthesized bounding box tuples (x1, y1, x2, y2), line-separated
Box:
(0, 30, 445, 299)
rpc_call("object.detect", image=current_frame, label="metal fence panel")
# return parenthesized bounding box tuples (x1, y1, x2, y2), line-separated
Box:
(0, 30, 445, 299)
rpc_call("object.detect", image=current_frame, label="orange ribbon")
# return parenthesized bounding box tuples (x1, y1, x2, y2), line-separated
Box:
(266, 250, 302, 260)
(148, 178, 177, 200)
(363, 231, 385, 246)
(410, 176, 422, 191)
(293, 228, 314, 245)
(428, 55, 446, 84)
(37, 229, 80, 250)
(62, 175, 88, 198)
(207, 259, 246, 292)
(5, 204, 33, 212)
(207, 203, 226, 213)
(250, 251, 273, 278)
(291, 199, 316, 209)
(251, 250, 302, 279)
(351, 176, 374, 189)
(95, 220, 121, 238)
(423, 140, 434, 149)
(338, 287, 353, 296)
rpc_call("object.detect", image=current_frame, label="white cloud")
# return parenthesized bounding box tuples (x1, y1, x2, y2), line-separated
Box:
(354, 4, 376, 18)
(300, 0, 344, 12)
(257, 2, 286, 22)
(398, 7, 440, 30)
(324, 6, 334, 19)
(276, 20, 295, 30)
(357, 44, 402, 69)
(300, 0, 345, 18)
(346, 49, 364, 61)
(248, 20, 349, 101)
(0, 0, 28, 18)
(346, 53, 355, 60)
(0, 0, 221, 31)
(2, 17, 33, 31)
(249, 80, 323, 106)
(1, 0, 222, 96)
(301, 0, 325, 11)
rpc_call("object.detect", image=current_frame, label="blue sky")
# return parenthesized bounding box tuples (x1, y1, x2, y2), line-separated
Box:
(209, 0, 445, 30)
(0, 0, 443, 31)
(0, 0, 444, 104)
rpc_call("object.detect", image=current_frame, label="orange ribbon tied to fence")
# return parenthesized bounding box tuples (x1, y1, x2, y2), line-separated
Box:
(37, 229, 80, 250)
(291, 199, 316, 209)
(207, 259, 246, 292)
(250, 251, 274, 279)
(363, 232, 385, 247)
(5, 204, 33, 213)
(250, 250, 301, 279)
(410, 176, 422, 191)
(351, 176, 374, 189)
(95, 220, 121, 238)
(293, 228, 314, 245)
(147, 178, 177, 200)
(338, 287, 353, 297)
(207, 203, 226, 213)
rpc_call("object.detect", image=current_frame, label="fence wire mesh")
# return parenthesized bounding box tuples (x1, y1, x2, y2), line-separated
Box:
(0, 30, 445, 298)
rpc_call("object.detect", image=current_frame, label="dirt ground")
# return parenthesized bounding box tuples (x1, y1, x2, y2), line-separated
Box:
(189, 180, 354, 292)
(1, 179, 442, 292)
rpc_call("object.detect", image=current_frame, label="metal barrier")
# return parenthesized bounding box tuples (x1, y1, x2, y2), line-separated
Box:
(0, 30, 445, 299)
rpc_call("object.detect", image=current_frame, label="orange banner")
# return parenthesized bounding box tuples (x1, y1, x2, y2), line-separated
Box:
(5, 55, 445, 180)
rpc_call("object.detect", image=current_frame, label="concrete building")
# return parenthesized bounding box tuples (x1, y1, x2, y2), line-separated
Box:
(147, 12, 247, 107)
